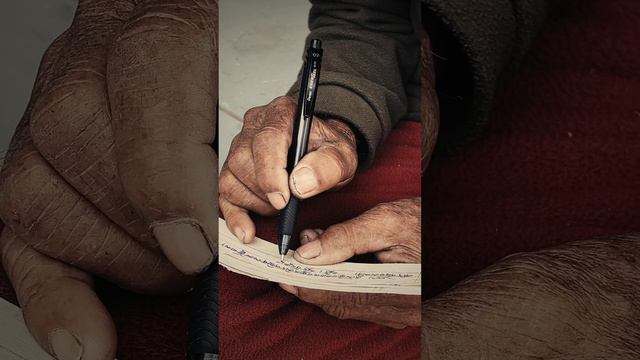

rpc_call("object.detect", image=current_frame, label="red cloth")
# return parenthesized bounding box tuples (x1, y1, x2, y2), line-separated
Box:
(1, 0, 639, 358)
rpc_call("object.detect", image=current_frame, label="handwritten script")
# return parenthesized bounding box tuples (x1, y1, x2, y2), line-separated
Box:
(218, 218, 420, 295)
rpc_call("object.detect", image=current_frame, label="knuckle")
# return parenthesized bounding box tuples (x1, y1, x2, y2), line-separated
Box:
(30, 80, 104, 152)
(243, 107, 262, 124)
(253, 127, 289, 154)
(111, 1, 218, 89)
(123, 0, 216, 41)
(227, 144, 252, 175)
(323, 223, 356, 249)
(327, 119, 356, 141)
(218, 170, 237, 198)
(267, 97, 296, 120)
(0, 154, 55, 237)
(270, 96, 294, 107)
(320, 146, 349, 175)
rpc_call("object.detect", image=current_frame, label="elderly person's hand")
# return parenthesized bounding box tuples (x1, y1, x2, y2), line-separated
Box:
(0, 0, 217, 358)
(278, 197, 421, 328)
(423, 235, 640, 359)
(219, 95, 358, 243)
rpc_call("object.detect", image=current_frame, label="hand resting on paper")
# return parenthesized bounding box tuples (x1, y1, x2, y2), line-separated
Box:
(279, 197, 421, 328)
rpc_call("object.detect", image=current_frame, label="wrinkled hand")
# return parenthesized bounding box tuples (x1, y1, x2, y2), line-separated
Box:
(220, 95, 358, 243)
(279, 197, 421, 328)
(423, 235, 640, 359)
(0, 0, 217, 358)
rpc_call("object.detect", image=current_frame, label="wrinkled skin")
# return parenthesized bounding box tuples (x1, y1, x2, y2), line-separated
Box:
(419, 28, 640, 359)
(220, 95, 358, 243)
(280, 197, 421, 328)
(0, 0, 218, 358)
(422, 236, 640, 359)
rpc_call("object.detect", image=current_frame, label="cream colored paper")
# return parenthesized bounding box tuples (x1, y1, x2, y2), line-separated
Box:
(0, 298, 54, 360)
(218, 218, 421, 295)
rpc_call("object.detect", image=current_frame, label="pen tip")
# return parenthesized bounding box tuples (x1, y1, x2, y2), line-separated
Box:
(281, 254, 285, 262)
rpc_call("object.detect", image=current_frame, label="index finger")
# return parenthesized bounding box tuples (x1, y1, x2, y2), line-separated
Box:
(251, 96, 296, 209)
(108, 0, 219, 274)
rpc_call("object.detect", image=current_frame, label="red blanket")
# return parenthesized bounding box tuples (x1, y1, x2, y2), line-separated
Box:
(1, 0, 639, 358)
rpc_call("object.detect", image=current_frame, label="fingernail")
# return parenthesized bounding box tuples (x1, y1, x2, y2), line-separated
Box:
(279, 283, 298, 296)
(267, 192, 287, 209)
(50, 329, 82, 360)
(296, 240, 322, 259)
(233, 227, 246, 243)
(292, 167, 318, 195)
(152, 219, 213, 274)
(301, 234, 310, 244)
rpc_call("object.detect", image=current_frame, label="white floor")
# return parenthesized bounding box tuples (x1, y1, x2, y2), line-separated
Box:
(219, 0, 311, 167)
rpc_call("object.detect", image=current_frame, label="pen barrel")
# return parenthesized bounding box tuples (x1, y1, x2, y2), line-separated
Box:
(278, 196, 299, 238)
(278, 39, 322, 251)
(186, 264, 219, 359)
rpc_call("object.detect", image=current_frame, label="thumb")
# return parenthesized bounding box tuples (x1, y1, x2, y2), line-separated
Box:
(1, 228, 116, 360)
(289, 119, 357, 199)
(293, 207, 396, 265)
(108, 1, 218, 274)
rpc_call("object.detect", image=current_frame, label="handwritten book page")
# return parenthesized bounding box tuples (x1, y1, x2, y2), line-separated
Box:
(218, 218, 421, 295)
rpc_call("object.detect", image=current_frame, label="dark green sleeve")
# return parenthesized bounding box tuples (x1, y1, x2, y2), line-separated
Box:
(424, 0, 556, 151)
(287, 0, 420, 168)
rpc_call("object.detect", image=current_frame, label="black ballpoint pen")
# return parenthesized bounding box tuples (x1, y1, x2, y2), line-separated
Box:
(186, 263, 219, 360)
(186, 144, 220, 358)
(278, 39, 323, 260)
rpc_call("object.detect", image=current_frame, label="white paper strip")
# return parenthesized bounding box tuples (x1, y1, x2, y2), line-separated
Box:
(218, 218, 421, 295)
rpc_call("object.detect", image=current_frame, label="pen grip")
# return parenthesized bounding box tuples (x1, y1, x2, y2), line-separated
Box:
(186, 264, 219, 359)
(278, 196, 299, 237)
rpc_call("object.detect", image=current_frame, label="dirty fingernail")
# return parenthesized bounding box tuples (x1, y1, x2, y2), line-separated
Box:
(50, 329, 82, 360)
(233, 227, 246, 243)
(296, 240, 322, 259)
(266, 192, 287, 209)
(152, 219, 213, 274)
(279, 283, 298, 296)
(301, 234, 310, 244)
(292, 167, 318, 195)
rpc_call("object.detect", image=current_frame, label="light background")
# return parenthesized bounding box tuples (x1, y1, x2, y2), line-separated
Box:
(0, 0, 76, 165)
(219, 0, 311, 167)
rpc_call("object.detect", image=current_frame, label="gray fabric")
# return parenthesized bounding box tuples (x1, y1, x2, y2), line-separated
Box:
(290, 0, 554, 166)
(424, 0, 554, 150)
(288, 0, 420, 167)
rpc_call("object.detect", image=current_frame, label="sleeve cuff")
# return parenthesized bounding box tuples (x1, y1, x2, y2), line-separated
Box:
(288, 83, 382, 168)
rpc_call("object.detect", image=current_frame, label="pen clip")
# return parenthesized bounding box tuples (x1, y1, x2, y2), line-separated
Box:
(303, 45, 322, 119)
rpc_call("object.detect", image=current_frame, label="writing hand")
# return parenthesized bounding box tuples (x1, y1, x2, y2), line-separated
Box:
(0, 0, 217, 358)
(220, 95, 358, 243)
(279, 197, 421, 328)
